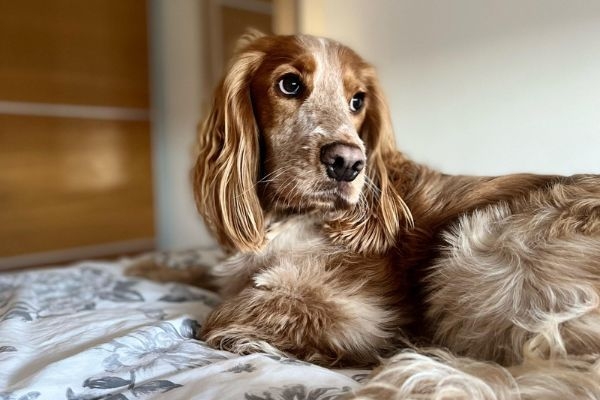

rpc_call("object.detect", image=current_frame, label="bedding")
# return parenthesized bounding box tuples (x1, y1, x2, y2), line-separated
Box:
(0, 249, 369, 400)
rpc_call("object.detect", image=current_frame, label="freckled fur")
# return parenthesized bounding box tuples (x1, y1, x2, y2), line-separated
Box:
(190, 32, 600, 398)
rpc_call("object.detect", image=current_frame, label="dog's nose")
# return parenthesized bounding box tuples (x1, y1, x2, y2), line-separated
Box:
(320, 143, 365, 182)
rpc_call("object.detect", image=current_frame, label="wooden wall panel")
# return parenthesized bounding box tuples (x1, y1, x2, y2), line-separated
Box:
(0, 115, 154, 257)
(0, 0, 149, 108)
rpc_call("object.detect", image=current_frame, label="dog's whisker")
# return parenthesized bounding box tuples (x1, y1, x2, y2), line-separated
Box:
(231, 167, 294, 200)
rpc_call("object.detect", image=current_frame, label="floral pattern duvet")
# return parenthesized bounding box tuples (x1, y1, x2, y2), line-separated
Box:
(0, 251, 368, 400)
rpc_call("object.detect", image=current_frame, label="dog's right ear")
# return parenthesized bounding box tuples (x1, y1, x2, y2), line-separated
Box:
(194, 34, 266, 252)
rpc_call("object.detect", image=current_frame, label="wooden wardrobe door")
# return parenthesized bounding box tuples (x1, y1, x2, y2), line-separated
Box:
(0, 0, 154, 268)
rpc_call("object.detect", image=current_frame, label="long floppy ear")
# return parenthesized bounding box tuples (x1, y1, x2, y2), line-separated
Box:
(326, 68, 412, 255)
(194, 37, 266, 252)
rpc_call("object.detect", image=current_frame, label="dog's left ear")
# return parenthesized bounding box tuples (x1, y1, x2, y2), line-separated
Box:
(193, 35, 267, 252)
(326, 68, 412, 254)
(234, 28, 266, 53)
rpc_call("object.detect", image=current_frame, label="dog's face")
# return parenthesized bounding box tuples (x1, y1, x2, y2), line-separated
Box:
(197, 33, 405, 252)
(249, 35, 371, 212)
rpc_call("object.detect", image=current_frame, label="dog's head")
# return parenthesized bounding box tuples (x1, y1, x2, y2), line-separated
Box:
(195, 32, 409, 253)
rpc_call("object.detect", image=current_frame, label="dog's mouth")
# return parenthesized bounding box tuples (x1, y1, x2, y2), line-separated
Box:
(263, 176, 364, 214)
(310, 176, 365, 209)
(333, 180, 363, 205)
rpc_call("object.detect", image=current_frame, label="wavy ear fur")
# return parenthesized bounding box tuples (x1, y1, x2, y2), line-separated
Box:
(194, 38, 266, 252)
(326, 68, 412, 255)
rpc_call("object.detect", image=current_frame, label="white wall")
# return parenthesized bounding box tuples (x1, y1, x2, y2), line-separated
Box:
(149, 0, 215, 250)
(300, 0, 600, 175)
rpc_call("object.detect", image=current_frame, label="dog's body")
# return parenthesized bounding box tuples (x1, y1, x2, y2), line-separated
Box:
(192, 32, 600, 398)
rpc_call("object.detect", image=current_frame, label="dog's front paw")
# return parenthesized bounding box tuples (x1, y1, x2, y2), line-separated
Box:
(202, 323, 289, 358)
(200, 287, 354, 366)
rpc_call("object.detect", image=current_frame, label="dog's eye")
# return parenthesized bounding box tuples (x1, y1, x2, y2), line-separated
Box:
(349, 92, 365, 113)
(277, 74, 303, 97)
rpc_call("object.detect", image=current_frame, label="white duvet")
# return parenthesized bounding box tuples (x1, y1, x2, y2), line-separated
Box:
(0, 250, 368, 400)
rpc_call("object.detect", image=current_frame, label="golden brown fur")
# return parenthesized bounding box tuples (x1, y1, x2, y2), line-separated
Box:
(194, 32, 600, 398)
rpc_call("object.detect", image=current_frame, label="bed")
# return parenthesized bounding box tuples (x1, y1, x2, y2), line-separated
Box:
(0, 249, 369, 400)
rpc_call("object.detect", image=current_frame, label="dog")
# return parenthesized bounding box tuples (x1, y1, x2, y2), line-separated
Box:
(189, 31, 600, 398)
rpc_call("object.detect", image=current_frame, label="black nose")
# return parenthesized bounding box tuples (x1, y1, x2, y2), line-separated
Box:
(320, 143, 365, 182)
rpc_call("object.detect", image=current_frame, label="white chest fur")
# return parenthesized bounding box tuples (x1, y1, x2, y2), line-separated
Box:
(212, 215, 330, 297)
(262, 215, 327, 257)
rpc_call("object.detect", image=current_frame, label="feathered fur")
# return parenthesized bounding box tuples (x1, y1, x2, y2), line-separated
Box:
(193, 33, 600, 398)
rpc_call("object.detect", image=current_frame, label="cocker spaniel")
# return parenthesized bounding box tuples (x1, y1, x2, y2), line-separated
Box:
(195, 31, 600, 398)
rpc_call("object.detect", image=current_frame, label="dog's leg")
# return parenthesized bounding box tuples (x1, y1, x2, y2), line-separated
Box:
(345, 348, 600, 400)
(201, 258, 402, 366)
(345, 349, 517, 400)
